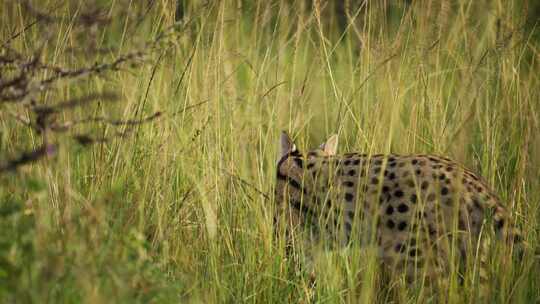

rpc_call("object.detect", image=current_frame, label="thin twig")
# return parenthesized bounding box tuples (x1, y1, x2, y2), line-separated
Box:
(50, 111, 162, 131)
(220, 169, 271, 201)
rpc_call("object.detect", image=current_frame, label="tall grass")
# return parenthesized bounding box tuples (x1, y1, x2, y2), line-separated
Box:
(1, 1, 539, 303)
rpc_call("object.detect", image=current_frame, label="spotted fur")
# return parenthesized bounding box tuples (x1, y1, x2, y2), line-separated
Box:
(274, 132, 521, 286)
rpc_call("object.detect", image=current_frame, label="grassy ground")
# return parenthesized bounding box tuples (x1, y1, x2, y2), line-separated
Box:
(1, 1, 539, 303)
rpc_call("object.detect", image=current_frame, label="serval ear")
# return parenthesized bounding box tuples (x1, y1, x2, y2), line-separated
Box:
(319, 134, 338, 156)
(279, 131, 297, 161)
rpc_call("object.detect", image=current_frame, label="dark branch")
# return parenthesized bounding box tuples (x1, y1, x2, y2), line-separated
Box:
(0, 144, 57, 173)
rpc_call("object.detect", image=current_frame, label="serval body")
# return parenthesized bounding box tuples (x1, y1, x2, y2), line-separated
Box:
(274, 132, 521, 292)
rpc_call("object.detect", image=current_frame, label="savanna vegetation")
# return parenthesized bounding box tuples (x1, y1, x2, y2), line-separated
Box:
(1, 1, 539, 303)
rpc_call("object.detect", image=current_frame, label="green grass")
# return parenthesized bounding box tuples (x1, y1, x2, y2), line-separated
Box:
(1, 0, 539, 303)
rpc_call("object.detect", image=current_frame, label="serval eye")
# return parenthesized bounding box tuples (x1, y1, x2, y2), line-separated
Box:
(274, 137, 521, 292)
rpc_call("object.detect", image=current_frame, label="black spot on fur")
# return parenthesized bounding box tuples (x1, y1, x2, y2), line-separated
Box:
(344, 160, 351, 165)
(397, 221, 407, 231)
(277, 172, 307, 195)
(428, 224, 436, 235)
(409, 248, 420, 257)
(495, 219, 505, 230)
(395, 243, 406, 253)
(406, 179, 415, 188)
(289, 200, 317, 223)
(347, 211, 355, 220)
(374, 159, 383, 166)
(473, 199, 482, 210)
(325, 199, 332, 208)
(343, 181, 354, 187)
(382, 186, 390, 193)
(348, 169, 356, 176)
(415, 169, 422, 176)
(441, 187, 449, 195)
(386, 206, 394, 215)
(360, 184, 368, 192)
(293, 158, 303, 168)
(345, 193, 354, 202)
(421, 181, 429, 190)
(374, 167, 381, 174)
(394, 189, 404, 198)
(276, 171, 287, 181)
(388, 172, 396, 180)
(371, 177, 379, 185)
(353, 159, 361, 165)
(412, 159, 418, 165)
(397, 204, 409, 213)
(307, 163, 315, 170)
(417, 211, 427, 220)
(410, 194, 417, 204)
(387, 220, 396, 229)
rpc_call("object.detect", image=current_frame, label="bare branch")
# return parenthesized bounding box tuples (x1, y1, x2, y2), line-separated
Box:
(72, 132, 128, 146)
(0, 1, 181, 175)
(1, 19, 40, 48)
(32, 92, 119, 115)
(220, 169, 271, 201)
(0, 144, 57, 173)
